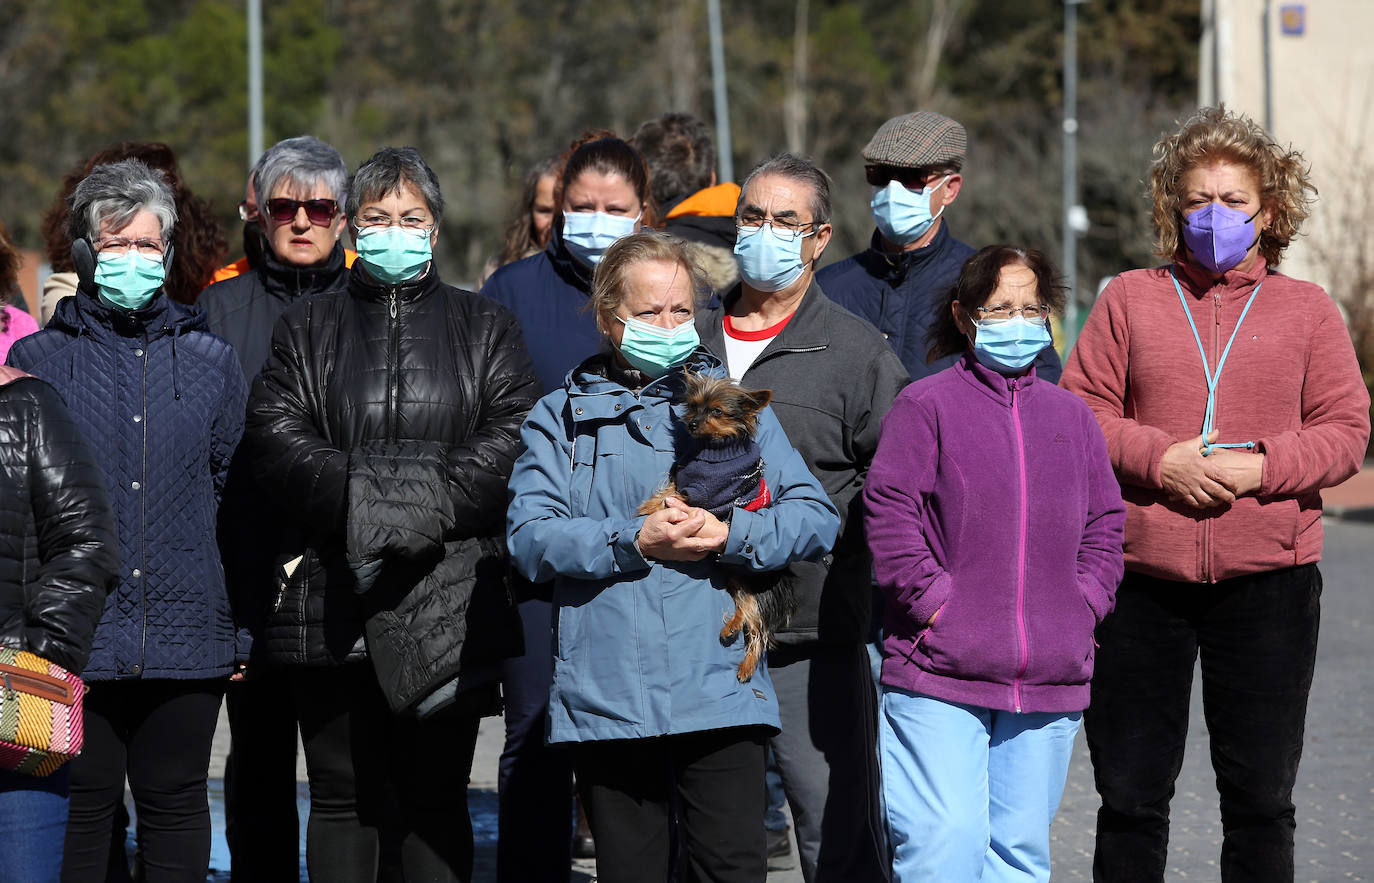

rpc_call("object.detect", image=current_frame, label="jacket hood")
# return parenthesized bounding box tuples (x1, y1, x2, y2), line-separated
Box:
(48, 289, 208, 340)
(566, 347, 725, 403)
(665, 182, 742, 220)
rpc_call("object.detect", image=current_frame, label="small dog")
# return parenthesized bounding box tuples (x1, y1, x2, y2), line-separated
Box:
(639, 372, 796, 682)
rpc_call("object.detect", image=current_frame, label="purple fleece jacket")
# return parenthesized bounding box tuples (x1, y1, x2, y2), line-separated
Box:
(864, 354, 1125, 714)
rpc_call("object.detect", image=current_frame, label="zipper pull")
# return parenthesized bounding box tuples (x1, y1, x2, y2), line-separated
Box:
(388, 289, 397, 320)
(1214, 291, 1222, 325)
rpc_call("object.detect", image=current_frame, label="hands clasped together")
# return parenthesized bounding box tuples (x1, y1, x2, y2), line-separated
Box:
(636, 497, 730, 561)
(1159, 431, 1264, 509)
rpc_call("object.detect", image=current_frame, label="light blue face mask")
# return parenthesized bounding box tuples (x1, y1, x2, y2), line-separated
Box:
(870, 176, 948, 246)
(615, 315, 699, 378)
(94, 251, 165, 311)
(733, 225, 814, 293)
(969, 317, 1051, 375)
(563, 211, 639, 267)
(355, 226, 433, 284)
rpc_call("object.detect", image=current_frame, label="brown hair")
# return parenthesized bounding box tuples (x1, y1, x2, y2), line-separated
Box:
(497, 154, 561, 266)
(557, 130, 658, 230)
(1149, 106, 1315, 268)
(41, 142, 227, 304)
(927, 245, 1066, 363)
(0, 219, 19, 335)
(590, 230, 709, 334)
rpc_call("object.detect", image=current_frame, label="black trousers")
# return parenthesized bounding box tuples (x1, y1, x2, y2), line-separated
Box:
(224, 664, 300, 881)
(497, 598, 574, 883)
(1086, 564, 1321, 883)
(62, 678, 225, 883)
(570, 727, 769, 883)
(292, 661, 482, 883)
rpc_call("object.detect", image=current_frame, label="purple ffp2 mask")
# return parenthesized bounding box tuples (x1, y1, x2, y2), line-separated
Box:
(1182, 203, 1261, 274)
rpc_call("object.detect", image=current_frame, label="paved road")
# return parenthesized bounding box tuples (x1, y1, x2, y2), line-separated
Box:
(200, 516, 1372, 881)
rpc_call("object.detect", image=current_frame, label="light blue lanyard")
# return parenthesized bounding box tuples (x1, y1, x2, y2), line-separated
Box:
(1170, 270, 1261, 456)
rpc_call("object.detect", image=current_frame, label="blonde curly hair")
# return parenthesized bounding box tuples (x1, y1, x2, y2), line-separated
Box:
(1149, 106, 1315, 267)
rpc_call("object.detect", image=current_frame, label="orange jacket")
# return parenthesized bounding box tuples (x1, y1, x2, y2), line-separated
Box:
(208, 249, 357, 286)
(666, 182, 741, 220)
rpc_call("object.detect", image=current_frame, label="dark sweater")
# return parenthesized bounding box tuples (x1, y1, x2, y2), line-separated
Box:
(675, 437, 768, 520)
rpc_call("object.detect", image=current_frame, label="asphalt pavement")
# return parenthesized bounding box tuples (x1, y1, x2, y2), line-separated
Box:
(198, 513, 1373, 881)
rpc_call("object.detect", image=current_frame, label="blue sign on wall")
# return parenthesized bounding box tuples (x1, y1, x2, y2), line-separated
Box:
(1280, 4, 1306, 36)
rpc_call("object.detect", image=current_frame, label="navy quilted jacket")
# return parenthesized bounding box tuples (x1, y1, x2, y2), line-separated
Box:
(7, 292, 247, 680)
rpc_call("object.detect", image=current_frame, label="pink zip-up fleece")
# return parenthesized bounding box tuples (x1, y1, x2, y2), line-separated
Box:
(865, 355, 1126, 714)
(1061, 259, 1370, 584)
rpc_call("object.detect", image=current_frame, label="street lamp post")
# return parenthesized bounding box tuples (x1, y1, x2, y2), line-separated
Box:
(248, 0, 264, 166)
(1062, 0, 1088, 352)
(707, 0, 733, 184)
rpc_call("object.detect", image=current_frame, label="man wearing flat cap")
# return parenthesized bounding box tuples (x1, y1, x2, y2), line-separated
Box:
(818, 110, 1062, 382)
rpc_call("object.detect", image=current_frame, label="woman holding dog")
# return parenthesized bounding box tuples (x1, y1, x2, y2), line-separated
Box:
(865, 244, 1125, 882)
(1062, 107, 1369, 882)
(506, 230, 839, 883)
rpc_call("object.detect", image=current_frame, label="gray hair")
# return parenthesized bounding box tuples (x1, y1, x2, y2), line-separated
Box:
(67, 159, 177, 242)
(347, 147, 444, 223)
(737, 153, 833, 227)
(252, 135, 348, 208)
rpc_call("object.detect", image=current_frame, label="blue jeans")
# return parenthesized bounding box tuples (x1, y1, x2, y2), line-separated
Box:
(880, 688, 1080, 882)
(0, 765, 71, 883)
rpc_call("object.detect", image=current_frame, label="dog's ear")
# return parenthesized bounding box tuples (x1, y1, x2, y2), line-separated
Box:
(744, 388, 772, 412)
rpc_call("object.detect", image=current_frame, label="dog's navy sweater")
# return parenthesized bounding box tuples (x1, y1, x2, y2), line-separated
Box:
(675, 437, 770, 520)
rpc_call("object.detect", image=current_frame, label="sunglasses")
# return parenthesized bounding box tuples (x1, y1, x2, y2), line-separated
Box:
(864, 165, 948, 190)
(264, 198, 338, 226)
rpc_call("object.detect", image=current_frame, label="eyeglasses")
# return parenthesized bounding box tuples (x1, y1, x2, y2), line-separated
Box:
(92, 236, 167, 257)
(352, 213, 435, 236)
(736, 215, 817, 243)
(864, 165, 949, 191)
(971, 303, 1051, 325)
(264, 198, 338, 226)
(238, 201, 259, 222)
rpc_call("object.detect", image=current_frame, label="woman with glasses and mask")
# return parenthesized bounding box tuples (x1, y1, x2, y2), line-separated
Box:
(198, 135, 352, 880)
(246, 146, 539, 883)
(7, 159, 248, 881)
(864, 245, 1125, 883)
(1062, 107, 1369, 882)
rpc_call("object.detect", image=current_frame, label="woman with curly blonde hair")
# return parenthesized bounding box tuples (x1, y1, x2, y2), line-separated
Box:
(1062, 106, 1370, 882)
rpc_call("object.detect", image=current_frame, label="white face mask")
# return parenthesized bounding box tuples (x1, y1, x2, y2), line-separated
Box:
(870, 176, 949, 246)
(562, 211, 640, 266)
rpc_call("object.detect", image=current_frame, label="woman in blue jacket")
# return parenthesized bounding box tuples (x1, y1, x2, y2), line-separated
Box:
(507, 231, 839, 883)
(8, 159, 247, 881)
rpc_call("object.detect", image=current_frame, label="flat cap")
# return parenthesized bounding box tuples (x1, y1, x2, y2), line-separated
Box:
(862, 111, 966, 169)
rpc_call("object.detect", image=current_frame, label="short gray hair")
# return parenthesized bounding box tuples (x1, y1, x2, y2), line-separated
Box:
(67, 159, 177, 242)
(347, 147, 444, 223)
(253, 136, 348, 208)
(737, 153, 833, 227)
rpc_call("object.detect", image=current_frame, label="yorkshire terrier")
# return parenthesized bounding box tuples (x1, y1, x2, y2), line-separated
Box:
(638, 372, 796, 682)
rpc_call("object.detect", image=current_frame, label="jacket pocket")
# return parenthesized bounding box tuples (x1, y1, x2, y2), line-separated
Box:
(919, 590, 1019, 685)
(1024, 577, 1098, 687)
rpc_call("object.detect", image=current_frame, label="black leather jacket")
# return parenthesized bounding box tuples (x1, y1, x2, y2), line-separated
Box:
(245, 264, 540, 712)
(0, 369, 120, 673)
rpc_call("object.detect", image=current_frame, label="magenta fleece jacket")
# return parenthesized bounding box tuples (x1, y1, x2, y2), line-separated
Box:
(865, 355, 1125, 714)
(1061, 260, 1370, 583)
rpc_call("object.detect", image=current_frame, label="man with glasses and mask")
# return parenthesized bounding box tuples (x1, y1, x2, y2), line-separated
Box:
(818, 110, 1061, 382)
(697, 154, 907, 882)
(198, 135, 353, 881)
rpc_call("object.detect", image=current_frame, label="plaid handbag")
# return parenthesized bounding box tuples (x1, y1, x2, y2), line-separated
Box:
(0, 647, 85, 776)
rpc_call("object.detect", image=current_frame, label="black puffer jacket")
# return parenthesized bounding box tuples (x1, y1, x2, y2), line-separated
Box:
(245, 264, 540, 712)
(0, 367, 120, 674)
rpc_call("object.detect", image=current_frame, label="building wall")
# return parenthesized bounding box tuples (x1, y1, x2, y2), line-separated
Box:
(1201, 0, 1374, 296)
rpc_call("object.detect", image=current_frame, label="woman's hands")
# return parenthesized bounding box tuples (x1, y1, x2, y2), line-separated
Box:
(1159, 431, 1265, 508)
(636, 497, 729, 562)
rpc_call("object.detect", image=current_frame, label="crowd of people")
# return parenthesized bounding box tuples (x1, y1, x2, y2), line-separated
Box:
(0, 103, 1365, 883)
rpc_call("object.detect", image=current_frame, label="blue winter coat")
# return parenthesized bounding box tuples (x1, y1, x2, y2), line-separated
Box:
(816, 225, 1062, 383)
(480, 230, 602, 395)
(506, 350, 840, 744)
(7, 292, 247, 680)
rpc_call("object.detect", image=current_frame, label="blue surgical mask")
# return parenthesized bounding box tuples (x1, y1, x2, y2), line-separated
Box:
(563, 211, 639, 267)
(969, 317, 1051, 375)
(615, 315, 699, 378)
(870, 176, 949, 246)
(734, 225, 814, 292)
(355, 226, 432, 284)
(94, 251, 165, 311)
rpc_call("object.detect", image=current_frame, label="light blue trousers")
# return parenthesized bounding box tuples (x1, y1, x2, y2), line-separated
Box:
(879, 687, 1080, 882)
